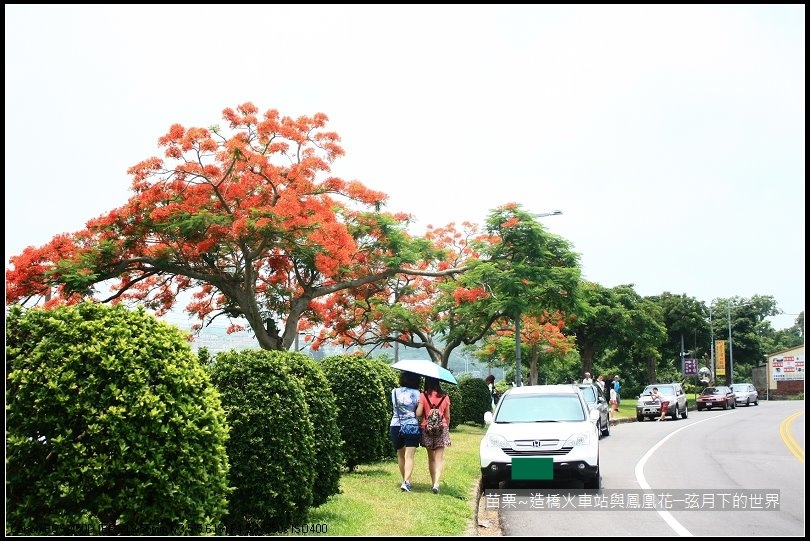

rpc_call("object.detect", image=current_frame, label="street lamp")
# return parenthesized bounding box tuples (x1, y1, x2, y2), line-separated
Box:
(534, 210, 563, 218)
(709, 302, 716, 383)
(514, 209, 563, 386)
(727, 303, 734, 385)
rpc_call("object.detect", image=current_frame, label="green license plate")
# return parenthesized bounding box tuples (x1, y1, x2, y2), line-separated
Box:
(511, 457, 553, 480)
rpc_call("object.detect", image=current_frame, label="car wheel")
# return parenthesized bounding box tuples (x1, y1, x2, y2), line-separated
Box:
(637, 414, 644, 422)
(682, 404, 688, 419)
(754, 398, 758, 406)
(584, 464, 601, 490)
(697, 405, 703, 411)
(746, 398, 750, 407)
(481, 474, 499, 491)
(732, 401, 736, 409)
(601, 417, 610, 437)
(723, 401, 728, 410)
(673, 405, 681, 420)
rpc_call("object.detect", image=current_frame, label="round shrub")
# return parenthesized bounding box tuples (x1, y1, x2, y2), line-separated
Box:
(283, 352, 344, 507)
(320, 354, 390, 470)
(367, 358, 400, 460)
(455, 376, 492, 425)
(5, 303, 230, 535)
(208, 349, 315, 532)
(445, 383, 464, 429)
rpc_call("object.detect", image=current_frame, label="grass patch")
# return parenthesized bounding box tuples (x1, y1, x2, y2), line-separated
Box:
(297, 424, 487, 536)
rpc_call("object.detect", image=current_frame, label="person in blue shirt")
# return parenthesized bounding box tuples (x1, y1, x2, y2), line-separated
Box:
(612, 375, 621, 405)
(390, 371, 424, 492)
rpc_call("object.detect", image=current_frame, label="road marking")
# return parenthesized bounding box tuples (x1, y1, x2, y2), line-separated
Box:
(634, 413, 733, 537)
(779, 410, 804, 463)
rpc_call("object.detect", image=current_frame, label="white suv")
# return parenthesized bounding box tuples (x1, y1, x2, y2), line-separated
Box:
(480, 384, 601, 490)
(636, 383, 688, 421)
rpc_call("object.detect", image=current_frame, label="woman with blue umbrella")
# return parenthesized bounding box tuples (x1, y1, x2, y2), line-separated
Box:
(389, 370, 424, 492)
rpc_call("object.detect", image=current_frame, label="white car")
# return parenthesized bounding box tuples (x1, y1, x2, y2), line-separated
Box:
(730, 383, 759, 406)
(480, 384, 601, 490)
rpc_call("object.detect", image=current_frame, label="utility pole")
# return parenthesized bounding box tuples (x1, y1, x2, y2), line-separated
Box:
(727, 303, 734, 385)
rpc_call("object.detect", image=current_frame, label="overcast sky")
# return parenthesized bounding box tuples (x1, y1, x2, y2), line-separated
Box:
(5, 5, 805, 330)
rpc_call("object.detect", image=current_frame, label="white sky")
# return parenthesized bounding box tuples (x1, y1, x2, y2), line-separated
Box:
(5, 5, 805, 330)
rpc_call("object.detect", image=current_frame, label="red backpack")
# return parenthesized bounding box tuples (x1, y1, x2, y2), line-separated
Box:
(424, 394, 446, 436)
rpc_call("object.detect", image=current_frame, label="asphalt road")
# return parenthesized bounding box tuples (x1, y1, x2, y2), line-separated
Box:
(495, 399, 805, 536)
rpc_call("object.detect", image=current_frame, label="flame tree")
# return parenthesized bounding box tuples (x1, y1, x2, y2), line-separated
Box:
(5, 103, 444, 350)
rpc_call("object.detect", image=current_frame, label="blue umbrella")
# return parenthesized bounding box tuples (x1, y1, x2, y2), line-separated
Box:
(391, 358, 458, 385)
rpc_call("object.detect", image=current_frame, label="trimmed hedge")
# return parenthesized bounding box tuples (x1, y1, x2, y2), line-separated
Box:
(445, 383, 463, 429)
(454, 376, 492, 426)
(283, 352, 344, 506)
(367, 358, 400, 460)
(5, 304, 230, 535)
(321, 355, 390, 470)
(208, 349, 315, 532)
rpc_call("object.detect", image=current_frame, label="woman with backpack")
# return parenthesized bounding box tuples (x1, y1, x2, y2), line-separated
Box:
(390, 371, 424, 492)
(419, 377, 451, 494)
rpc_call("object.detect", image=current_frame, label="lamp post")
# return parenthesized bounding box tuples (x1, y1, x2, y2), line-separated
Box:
(534, 210, 563, 218)
(515, 307, 523, 386)
(709, 305, 715, 383)
(727, 303, 734, 385)
(514, 210, 563, 386)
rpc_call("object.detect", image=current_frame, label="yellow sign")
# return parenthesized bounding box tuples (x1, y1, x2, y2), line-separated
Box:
(715, 340, 726, 376)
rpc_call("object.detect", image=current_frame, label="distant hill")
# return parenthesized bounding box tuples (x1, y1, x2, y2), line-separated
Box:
(167, 318, 499, 381)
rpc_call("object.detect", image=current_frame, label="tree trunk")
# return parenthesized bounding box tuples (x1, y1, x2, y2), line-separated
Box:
(529, 343, 539, 385)
(581, 342, 595, 377)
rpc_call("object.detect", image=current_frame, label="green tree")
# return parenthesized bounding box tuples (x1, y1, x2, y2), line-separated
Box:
(766, 311, 804, 352)
(568, 283, 666, 391)
(650, 292, 710, 363)
(312, 204, 583, 369)
(700, 295, 780, 384)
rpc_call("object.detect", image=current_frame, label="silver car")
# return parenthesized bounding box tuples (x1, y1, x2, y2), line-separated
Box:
(730, 383, 759, 406)
(577, 383, 610, 438)
(636, 383, 688, 421)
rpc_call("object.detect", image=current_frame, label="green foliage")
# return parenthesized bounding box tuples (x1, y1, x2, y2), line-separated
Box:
(321, 355, 391, 470)
(197, 346, 212, 366)
(283, 352, 344, 506)
(5, 303, 230, 535)
(445, 384, 463, 428)
(208, 349, 315, 531)
(367, 359, 399, 460)
(453, 376, 492, 425)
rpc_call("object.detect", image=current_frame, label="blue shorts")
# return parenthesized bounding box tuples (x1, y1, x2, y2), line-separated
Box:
(390, 425, 421, 450)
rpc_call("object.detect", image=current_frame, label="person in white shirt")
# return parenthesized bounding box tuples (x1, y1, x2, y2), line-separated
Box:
(582, 372, 593, 385)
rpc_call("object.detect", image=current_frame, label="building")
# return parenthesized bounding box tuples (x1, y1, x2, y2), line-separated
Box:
(754, 345, 805, 399)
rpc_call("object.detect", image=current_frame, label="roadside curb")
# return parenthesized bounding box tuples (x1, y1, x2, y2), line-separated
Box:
(610, 416, 635, 426)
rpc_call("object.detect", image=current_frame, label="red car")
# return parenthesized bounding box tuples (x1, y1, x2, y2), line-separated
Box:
(696, 386, 736, 411)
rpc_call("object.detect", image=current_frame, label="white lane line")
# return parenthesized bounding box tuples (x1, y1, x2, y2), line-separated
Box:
(634, 413, 733, 536)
